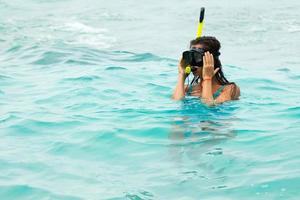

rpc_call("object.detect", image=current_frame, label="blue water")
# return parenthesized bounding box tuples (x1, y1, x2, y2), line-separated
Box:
(1, 0, 300, 199)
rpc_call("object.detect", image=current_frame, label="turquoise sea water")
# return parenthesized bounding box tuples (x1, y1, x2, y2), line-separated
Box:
(1, 0, 300, 199)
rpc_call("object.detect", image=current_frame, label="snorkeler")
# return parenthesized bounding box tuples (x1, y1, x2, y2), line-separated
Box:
(172, 36, 240, 105)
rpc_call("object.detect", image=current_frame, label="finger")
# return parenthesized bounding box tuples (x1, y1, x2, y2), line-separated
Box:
(203, 53, 207, 67)
(180, 57, 187, 67)
(210, 53, 214, 67)
(207, 52, 211, 67)
(179, 56, 183, 63)
(214, 68, 220, 75)
(204, 52, 209, 67)
(208, 52, 212, 66)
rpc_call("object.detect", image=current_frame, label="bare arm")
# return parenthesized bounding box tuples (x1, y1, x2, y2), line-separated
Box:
(172, 73, 187, 100)
(201, 78, 215, 106)
(200, 52, 241, 105)
(172, 58, 188, 100)
(201, 52, 220, 106)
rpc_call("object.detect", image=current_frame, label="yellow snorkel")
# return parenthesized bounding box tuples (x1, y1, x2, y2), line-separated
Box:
(196, 7, 205, 38)
(185, 7, 205, 75)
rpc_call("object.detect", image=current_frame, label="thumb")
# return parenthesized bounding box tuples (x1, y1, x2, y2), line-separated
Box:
(214, 68, 220, 75)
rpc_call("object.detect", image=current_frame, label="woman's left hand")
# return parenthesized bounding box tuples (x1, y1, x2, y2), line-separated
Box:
(202, 52, 219, 79)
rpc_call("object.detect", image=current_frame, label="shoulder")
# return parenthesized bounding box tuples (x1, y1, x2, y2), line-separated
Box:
(223, 83, 240, 100)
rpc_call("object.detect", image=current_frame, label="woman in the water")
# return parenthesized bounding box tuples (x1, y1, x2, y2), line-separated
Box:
(172, 36, 240, 105)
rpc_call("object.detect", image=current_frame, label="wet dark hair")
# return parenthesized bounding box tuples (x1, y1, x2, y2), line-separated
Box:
(190, 36, 233, 85)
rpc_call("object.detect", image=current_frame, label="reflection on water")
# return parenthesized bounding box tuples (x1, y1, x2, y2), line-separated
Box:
(169, 97, 239, 166)
(167, 98, 240, 195)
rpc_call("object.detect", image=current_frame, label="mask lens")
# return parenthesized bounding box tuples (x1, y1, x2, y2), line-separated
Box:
(182, 48, 205, 67)
(182, 51, 193, 64)
(193, 49, 205, 66)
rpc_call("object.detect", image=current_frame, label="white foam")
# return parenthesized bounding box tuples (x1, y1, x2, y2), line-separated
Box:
(287, 25, 300, 33)
(64, 22, 107, 34)
(61, 21, 116, 48)
(75, 34, 116, 48)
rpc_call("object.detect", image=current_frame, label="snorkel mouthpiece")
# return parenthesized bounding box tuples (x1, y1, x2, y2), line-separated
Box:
(185, 65, 191, 74)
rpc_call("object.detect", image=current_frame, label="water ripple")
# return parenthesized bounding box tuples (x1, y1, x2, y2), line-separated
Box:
(1, 0, 300, 199)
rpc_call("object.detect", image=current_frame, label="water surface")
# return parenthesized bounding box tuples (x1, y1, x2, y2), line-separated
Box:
(1, 0, 300, 199)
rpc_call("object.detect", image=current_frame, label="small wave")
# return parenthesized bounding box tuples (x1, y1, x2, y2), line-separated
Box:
(6, 123, 36, 135)
(67, 87, 100, 97)
(277, 68, 290, 72)
(257, 86, 287, 92)
(0, 184, 81, 200)
(64, 102, 100, 112)
(146, 83, 171, 91)
(287, 24, 300, 33)
(61, 75, 102, 83)
(64, 59, 98, 65)
(289, 74, 300, 80)
(59, 22, 116, 48)
(47, 141, 80, 155)
(281, 106, 300, 118)
(116, 52, 175, 62)
(8, 119, 84, 134)
(124, 190, 154, 200)
(103, 89, 119, 94)
(34, 87, 100, 105)
(64, 22, 107, 34)
(243, 78, 285, 88)
(224, 64, 243, 69)
(5, 44, 22, 53)
(74, 34, 116, 48)
(0, 74, 15, 86)
(0, 74, 13, 80)
(105, 66, 127, 71)
(32, 51, 70, 65)
(0, 113, 20, 124)
(111, 50, 136, 55)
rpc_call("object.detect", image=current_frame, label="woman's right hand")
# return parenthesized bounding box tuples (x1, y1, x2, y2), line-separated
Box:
(178, 57, 187, 76)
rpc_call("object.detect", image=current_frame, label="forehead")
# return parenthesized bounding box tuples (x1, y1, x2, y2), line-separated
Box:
(190, 44, 203, 49)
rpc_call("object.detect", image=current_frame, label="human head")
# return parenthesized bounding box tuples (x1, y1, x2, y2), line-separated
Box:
(190, 36, 221, 55)
(188, 36, 231, 85)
